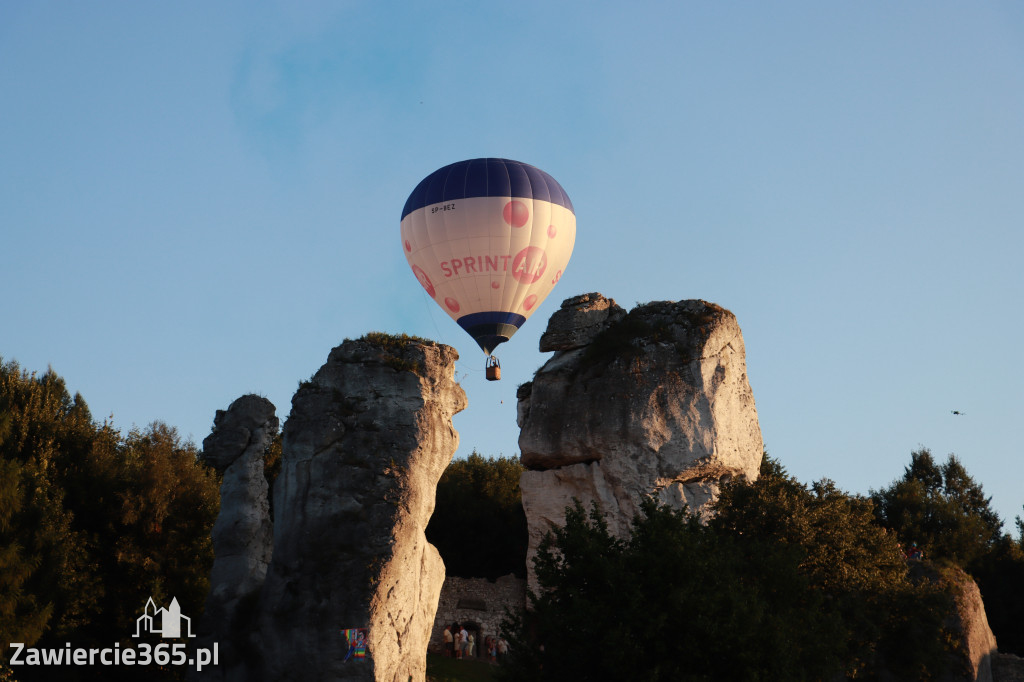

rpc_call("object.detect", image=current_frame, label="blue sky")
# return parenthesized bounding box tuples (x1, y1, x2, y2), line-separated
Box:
(2, 2, 1022, 531)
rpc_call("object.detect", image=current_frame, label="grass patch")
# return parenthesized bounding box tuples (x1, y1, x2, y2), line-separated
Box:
(581, 301, 728, 369)
(426, 653, 498, 682)
(356, 331, 436, 375)
(581, 311, 674, 367)
(580, 312, 654, 366)
(360, 331, 434, 350)
(677, 300, 727, 336)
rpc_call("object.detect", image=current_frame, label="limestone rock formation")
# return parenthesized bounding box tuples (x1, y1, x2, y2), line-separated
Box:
(518, 293, 764, 592)
(537, 291, 626, 353)
(946, 566, 998, 682)
(896, 564, 1000, 682)
(257, 334, 466, 682)
(195, 394, 279, 680)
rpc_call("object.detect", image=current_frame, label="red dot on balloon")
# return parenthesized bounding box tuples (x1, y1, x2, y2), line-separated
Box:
(503, 200, 529, 228)
(404, 240, 412, 252)
(523, 294, 538, 311)
(491, 281, 500, 289)
(547, 224, 557, 238)
(445, 297, 460, 313)
(412, 265, 435, 298)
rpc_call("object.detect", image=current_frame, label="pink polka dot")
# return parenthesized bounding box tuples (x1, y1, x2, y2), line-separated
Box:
(445, 297, 460, 313)
(411, 265, 435, 298)
(404, 239, 412, 252)
(503, 200, 529, 228)
(523, 294, 538, 311)
(547, 224, 557, 238)
(491, 281, 500, 289)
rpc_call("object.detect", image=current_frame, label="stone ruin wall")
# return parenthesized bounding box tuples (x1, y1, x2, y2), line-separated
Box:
(427, 575, 526, 657)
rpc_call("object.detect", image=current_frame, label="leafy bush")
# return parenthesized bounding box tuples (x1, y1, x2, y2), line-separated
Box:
(499, 457, 955, 681)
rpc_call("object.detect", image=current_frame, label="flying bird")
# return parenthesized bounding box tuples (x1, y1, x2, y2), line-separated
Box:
(951, 410, 965, 416)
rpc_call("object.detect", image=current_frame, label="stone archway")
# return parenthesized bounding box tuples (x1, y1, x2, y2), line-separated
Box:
(460, 620, 482, 659)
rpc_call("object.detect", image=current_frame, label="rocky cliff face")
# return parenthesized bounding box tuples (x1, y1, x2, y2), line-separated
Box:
(517, 293, 764, 592)
(196, 334, 465, 682)
(258, 335, 466, 682)
(944, 566, 999, 682)
(897, 564, 1001, 682)
(195, 394, 278, 680)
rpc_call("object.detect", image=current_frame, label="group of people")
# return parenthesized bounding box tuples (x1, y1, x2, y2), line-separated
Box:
(442, 623, 508, 663)
(482, 635, 508, 663)
(443, 623, 472, 659)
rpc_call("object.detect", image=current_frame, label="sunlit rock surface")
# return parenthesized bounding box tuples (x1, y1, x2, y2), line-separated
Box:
(943, 565, 998, 682)
(518, 294, 764, 593)
(196, 336, 465, 682)
(259, 336, 466, 682)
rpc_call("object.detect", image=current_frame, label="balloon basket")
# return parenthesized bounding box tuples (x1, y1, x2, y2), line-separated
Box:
(485, 356, 501, 381)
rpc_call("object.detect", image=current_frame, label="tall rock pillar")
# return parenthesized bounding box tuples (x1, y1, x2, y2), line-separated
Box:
(195, 394, 279, 682)
(517, 293, 764, 593)
(258, 335, 466, 682)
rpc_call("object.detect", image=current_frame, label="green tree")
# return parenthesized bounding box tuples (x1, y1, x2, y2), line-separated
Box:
(871, 448, 1024, 655)
(0, 360, 97, 657)
(716, 456, 953, 678)
(0, 358, 220, 680)
(500, 456, 955, 681)
(871, 448, 1003, 568)
(67, 422, 219, 652)
(500, 498, 844, 682)
(426, 452, 527, 579)
(0, 457, 54, 648)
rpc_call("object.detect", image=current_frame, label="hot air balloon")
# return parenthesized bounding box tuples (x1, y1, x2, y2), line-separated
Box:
(401, 158, 575, 380)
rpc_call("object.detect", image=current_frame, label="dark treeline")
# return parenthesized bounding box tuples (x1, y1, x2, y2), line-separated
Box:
(497, 455, 1024, 681)
(1, 359, 219, 681)
(426, 451, 528, 580)
(871, 449, 1024, 655)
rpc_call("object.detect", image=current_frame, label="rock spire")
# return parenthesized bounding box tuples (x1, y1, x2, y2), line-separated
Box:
(517, 293, 764, 592)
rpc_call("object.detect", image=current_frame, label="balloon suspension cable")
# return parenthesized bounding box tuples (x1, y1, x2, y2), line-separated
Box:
(418, 290, 484, 377)
(419, 289, 446, 344)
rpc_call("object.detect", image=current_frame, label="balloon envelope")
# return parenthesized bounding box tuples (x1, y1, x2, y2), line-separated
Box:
(401, 158, 575, 354)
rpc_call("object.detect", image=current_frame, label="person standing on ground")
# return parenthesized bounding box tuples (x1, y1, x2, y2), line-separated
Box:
(443, 625, 453, 657)
(498, 637, 508, 660)
(487, 635, 497, 663)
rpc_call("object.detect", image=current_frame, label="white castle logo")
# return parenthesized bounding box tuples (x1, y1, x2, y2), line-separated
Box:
(133, 597, 195, 639)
